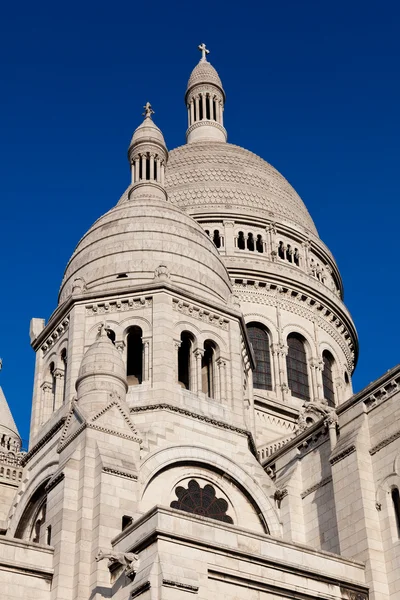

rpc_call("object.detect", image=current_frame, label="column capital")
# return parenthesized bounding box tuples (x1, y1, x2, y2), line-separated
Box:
(115, 340, 126, 353)
(194, 349, 204, 359)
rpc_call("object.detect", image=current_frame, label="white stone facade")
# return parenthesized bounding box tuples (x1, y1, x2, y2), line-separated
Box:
(0, 45, 398, 600)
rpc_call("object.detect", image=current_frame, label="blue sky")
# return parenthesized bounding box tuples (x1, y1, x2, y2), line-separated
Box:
(1, 0, 399, 445)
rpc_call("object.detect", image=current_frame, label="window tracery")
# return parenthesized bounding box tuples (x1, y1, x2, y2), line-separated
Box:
(286, 334, 310, 401)
(170, 479, 233, 523)
(247, 323, 272, 391)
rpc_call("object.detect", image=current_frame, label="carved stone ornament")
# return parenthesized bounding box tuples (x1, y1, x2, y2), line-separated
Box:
(297, 401, 337, 433)
(95, 549, 140, 580)
(72, 277, 87, 295)
(154, 264, 170, 281)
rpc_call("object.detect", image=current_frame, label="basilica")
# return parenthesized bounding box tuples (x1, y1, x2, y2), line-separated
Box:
(0, 45, 399, 600)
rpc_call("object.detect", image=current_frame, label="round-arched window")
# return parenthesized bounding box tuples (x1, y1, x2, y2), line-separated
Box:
(247, 323, 272, 391)
(322, 351, 335, 407)
(286, 334, 310, 401)
(170, 479, 233, 523)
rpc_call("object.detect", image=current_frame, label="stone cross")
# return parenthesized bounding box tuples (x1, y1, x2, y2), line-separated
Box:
(198, 43, 210, 61)
(142, 102, 154, 119)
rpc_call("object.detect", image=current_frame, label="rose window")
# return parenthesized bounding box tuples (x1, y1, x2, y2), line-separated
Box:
(170, 479, 233, 523)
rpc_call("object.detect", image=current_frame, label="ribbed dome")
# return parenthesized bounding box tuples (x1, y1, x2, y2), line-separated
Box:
(165, 141, 318, 235)
(187, 61, 224, 97)
(59, 197, 232, 306)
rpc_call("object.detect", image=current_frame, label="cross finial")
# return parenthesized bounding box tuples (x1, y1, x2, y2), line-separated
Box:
(142, 102, 154, 119)
(198, 43, 210, 62)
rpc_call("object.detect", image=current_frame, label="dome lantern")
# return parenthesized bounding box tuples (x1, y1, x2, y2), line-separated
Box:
(127, 103, 168, 201)
(185, 44, 227, 144)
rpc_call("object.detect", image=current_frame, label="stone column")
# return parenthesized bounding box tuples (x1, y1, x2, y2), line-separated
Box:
(194, 349, 204, 394)
(143, 339, 150, 382)
(223, 220, 235, 254)
(190, 100, 194, 125)
(149, 153, 155, 181)
(155, 158, 161, 183)
(160, 162, 165, 186)
(40, 381, 53, 425)
(195, 96, 200, 121)
(201, 93, 206, 120)
(140, 154, 146, 180)
(53, 368, 65, 411)
(325, 413, 338, 450)
(134, 158, 140, 182)
(174, 340, 181, 383)
(216, 359, 226, 403)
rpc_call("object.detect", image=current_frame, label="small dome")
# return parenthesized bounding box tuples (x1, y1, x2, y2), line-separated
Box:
(59, 197, 232, 306)
(76, 327, 127, 391)
(186, 60, 224, 98)
(129, 116, 166, 151)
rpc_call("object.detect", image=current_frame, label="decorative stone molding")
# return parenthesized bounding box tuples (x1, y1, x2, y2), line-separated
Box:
(298, 427, 329, 456)
(330, 445, 356, 465)
(370, 430, 400, 455)
(45, 471, 65, 493)
(301, 476, 332, 499)
(131, 582, 151, 598)
(41, 317, 70, 355)
(85, 296, 152, 316)
(232, 280, 355, 369)
(172, 297, 229, 330)
(162, 580, 199, 593)
(130, 403, 257, 457)
(21, 416, 66, 466)
(363, 374, 400, 412)
(154, 264, 170, 280)
(102, 467, 138, 480)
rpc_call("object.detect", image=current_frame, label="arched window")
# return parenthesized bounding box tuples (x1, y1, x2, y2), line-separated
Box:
(202, 341, 215, 398)
(170, 480, 233, 524)
(213, 230, 221, 248)
(278, 241, 285, 259)
(60, 348, 67, 403)
(238, 231, 245, 250)
(294, 248, 300, 266)
(392, 487, 400, 537)
(126, 326, 143, 386)
(247, 323, 272, 391)
(49, 362, 56, 410)
(322, 351, 335, 407)
(247, 233, 254, 251)
(178, 331, 193, 390)
(256, 235, 264, 253)
(286, 334, 310, 401)
(286, 244, 292, 262)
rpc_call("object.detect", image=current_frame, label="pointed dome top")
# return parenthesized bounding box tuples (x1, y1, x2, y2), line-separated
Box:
(76, 324, 127, 391)
(186, 44, 225, 99)
(0, 387, 21, 448)
(129, 102, 167, 151)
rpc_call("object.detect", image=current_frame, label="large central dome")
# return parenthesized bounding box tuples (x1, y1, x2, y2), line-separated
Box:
(165, 141, 318, 235)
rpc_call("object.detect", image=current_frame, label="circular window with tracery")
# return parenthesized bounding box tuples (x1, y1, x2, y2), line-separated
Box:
(170, 479, 233, 524)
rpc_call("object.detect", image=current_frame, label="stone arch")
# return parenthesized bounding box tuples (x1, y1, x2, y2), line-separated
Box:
(8, 462, 58, 537)
(282, 324, 316, 356)
(244, 314, 279, 344)
(139, 445, 280, 536)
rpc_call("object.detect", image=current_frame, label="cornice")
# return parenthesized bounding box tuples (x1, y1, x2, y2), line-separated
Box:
(22, 417, 66, 466)
(130, 403, 257, 458)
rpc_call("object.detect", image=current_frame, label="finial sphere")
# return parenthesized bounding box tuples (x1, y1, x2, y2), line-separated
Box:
(142, 102, 154, 119)
(198, 43, 210, 62)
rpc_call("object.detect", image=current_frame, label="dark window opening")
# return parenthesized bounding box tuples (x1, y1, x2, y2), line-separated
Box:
(344, 372, 350, 385)
(278, 241, 285, 259)
(61, 349, 67, 403)
(127, 326, 143, 385)
(171, 479, 233, 523)
(206, 95, 211, 119)
(154, 160, 157, 181)
(107, 329, 116, 345)
(286, 334, 310, 401)
(213, 230, 221, 248)
(256, 235, 264, 253)
(205, 229, 210, 237)
(145, 155, 150, 180)
(46, 525, 52, 546)
(202, 341, 215, 398)
(286, 245, 293, 262)
(199, 96, 204, 120)
(322, 351, 335, 407)
(213, 98, 217, 120)
(139, 156, 143, 179)
(117, 273, 128, 279)
(122, 515, 133, 531)
(247, 323, 272, 391)
(178, 331, 193, 390)
(294, 249, 299, 266)
(238, 231, 245, 250)
(247, 233, 254, 251)
(392, 487, 400, 537)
